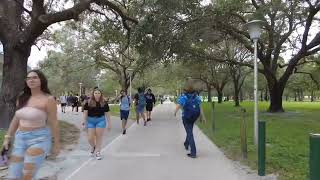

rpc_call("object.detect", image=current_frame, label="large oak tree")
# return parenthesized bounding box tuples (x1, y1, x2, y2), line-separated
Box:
(0, 0, 137, 128)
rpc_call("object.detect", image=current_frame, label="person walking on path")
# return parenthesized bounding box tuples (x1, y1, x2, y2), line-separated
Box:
(60, 94, 67, 113)
(134, 87, 147, 126)
(71, 94, 79, 112)
(145, 88, 156, 122)
(174, 84, 202, 158)
(81, 88, 111, 160)
(119, 90, 131, 135)
(1, 70, 61, 179)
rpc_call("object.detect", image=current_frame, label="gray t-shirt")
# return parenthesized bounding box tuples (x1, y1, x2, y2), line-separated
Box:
(120, 96, 131, 111)
(60, 96, 67, 104)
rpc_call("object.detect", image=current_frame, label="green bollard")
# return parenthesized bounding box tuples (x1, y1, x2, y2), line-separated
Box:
(258, 121, 266, 176)
(310, 134, 320, 180)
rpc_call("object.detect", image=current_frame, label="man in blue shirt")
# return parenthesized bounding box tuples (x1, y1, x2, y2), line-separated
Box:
(174, 86, 202, 158)
(119, 90, 131, 134)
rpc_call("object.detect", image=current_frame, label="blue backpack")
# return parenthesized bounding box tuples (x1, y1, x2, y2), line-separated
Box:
(183, 94, 201, 122)
(138, 93, 146, 106)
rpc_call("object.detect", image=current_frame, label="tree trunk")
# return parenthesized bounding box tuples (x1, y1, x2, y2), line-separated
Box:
(233, 80, 240, 106)
(217, 90, 223, 103)
(311, 90, 314, 102)
(207, 83, 212, 102)
(300, 89, 304, 101)
(294, 91, 297, 101)
(119, 75, 130, 92)
(240, 89, 244, 102)
(0, 44, 30, 128)
(267, 81, 285, 112)
(264, 86, 269, 101)
(260, 90, 263, 101)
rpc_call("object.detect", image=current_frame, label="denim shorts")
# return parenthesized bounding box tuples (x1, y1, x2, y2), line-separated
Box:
(8, 127, 52, 179)
(120, 110, 130, 120)
(87, 116, 107, 128)
(136, 105, 145, 114)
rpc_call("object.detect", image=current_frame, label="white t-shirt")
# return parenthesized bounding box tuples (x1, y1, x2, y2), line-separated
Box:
(60, 96, 67, 103)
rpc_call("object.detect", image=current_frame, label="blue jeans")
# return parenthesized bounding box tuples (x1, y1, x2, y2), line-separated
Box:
(183, 120, 196, 156)
(8, 127, 52, 179)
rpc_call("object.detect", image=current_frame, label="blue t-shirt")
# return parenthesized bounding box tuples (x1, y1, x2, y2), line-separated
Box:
(177, 93, 202, 118)
(120, 96, 131, 111)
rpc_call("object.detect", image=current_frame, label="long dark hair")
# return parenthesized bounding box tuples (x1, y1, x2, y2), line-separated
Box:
(88, 88, 105, 107)
(17, 70, 51, 109)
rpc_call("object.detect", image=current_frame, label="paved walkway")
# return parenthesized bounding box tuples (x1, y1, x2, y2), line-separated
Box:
(34, 102, 276, 180)
(0, 101, 277, 180)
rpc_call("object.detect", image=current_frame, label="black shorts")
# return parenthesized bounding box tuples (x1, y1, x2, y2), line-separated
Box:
(61, 103, 67, 107)
(146, 103, 153, 111)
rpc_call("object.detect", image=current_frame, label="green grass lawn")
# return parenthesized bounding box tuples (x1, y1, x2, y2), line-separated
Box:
(109, 105, 137, 120)
(199, 101, 320, 180)
(0, 129, 5, 147)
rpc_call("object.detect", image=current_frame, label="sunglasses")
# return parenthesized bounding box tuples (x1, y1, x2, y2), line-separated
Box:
(26, 76, 39, 81)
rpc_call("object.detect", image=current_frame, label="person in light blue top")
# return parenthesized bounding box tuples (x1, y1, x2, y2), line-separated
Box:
(119, 90, 131, 134)
(174, 83, 204, 158)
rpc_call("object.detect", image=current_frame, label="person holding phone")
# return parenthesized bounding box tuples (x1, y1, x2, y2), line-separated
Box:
(1, 70, 60, 179)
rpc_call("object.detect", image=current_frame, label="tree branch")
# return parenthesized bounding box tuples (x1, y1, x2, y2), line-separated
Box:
(294, 68, 320, 89)
(38, 0, 92, 24)
(278, 59, 318, 68)
(94, 0, 138, 31)
(14, 0, 32, 16)
(301, 7, 318, 50)
(306, 46, 320, 56)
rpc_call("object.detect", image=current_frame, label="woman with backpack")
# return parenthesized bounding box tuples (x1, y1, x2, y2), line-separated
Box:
(119, 90, 131, 134)
(134, 87, 147, 126)
(174, 84, 202, 158)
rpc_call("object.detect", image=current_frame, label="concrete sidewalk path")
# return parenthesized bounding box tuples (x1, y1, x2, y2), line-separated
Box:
(60, 103, 275, 180)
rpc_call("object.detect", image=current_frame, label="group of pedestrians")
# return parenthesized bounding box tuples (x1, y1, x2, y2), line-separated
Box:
(1, 69, 203, 179)
(59, 94, 87, 113)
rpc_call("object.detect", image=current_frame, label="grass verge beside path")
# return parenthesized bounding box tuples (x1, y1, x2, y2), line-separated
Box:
(199, 101, 320, 180)
(0, 130, 5, 148)
(109, 105, 137, 120)
(59, 121, 80, 150)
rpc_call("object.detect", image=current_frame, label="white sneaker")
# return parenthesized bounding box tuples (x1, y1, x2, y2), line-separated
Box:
(95, 151, 102, 160)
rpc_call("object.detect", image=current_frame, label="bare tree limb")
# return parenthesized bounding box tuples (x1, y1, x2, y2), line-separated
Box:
(94, 0, 138, 30)
(306, 46, 320, 56)
(278, 59, 318, 68)
(14, 0, 32, 16)
(294, 68, 320, 89)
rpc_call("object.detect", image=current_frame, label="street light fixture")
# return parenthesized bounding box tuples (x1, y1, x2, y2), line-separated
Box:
(244, 20, 263, 145)
(127, 68, 134, 98)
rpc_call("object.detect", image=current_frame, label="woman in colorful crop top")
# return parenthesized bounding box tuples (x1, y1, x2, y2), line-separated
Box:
(2, 70, 60, 179)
